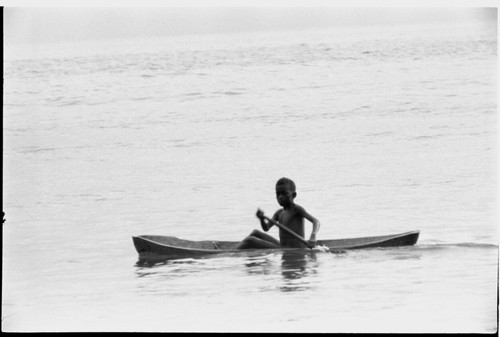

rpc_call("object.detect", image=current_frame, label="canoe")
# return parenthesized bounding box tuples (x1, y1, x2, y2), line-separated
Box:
(132, 230, 420, 260)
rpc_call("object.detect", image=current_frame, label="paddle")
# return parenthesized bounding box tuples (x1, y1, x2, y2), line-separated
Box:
(258, 211, 319, 250)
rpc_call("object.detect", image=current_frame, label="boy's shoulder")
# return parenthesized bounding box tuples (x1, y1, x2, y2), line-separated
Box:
(293, 203, 306, 213)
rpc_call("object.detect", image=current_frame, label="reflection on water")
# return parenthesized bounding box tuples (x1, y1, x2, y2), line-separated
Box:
(133, 249, 327, 294)
(240, 250, 320, 292)
(131, 244, 494, 298)
(135, 259, 169, 268)
(242, 250, 322, 292)
(279, 251, 318, 292)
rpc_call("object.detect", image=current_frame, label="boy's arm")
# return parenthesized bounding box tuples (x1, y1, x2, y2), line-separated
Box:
(296, 205, 321, 243)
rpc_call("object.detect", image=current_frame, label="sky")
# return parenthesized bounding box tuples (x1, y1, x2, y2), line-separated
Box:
(3, 7, 497, 45)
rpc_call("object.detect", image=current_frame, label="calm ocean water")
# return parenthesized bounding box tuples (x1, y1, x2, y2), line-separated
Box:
(3, 21, 498, 332)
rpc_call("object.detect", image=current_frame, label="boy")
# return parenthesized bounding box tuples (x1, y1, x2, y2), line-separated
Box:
(235, 178, 321, 249)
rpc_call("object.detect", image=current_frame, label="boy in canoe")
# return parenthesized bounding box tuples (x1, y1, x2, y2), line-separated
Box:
(235, 177, 321, 249)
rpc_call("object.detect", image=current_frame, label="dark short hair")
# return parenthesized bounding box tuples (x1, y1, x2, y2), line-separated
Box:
(276, 177, 296, 192)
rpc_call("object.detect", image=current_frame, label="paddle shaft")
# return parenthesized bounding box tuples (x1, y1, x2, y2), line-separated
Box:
(261, 214, 313, 248)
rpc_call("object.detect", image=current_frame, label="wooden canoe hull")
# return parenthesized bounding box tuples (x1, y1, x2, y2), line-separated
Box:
(132, 230, 420, 260)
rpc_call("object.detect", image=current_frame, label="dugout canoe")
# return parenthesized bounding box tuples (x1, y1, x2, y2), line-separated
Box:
(132, 230, 420, 260)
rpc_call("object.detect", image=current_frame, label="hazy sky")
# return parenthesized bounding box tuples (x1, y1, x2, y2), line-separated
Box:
(4, 7, 497, 45)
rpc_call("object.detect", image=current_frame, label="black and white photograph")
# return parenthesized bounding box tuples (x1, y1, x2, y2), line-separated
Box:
(2, 1, 498, 333)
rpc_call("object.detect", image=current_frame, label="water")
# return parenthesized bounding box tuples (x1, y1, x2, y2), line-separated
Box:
(2, 21, 497, 332)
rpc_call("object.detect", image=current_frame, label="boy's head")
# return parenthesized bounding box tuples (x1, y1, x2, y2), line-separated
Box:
(276, 177, 296, 192)
(275, 178, 297, 207)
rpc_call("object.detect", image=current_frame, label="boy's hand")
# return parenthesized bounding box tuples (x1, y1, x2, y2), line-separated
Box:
(256, 209, 265, 220)
(256, 209, 270, 231)
(308, 233, 317, 247)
